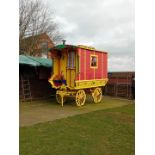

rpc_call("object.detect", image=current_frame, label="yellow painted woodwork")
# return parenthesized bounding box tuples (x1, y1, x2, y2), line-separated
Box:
(60, 53, 67, 79)
(75, 90, 86, 106)
(75, 78, 108, 89)
(66, 51, 76, 88)
(78, 45, 95, 50)
(92, 87, 102, 103)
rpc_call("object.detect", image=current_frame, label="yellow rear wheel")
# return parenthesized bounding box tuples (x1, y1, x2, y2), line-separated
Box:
(92, 87, 102, 103)
(75, 90, 86, 107)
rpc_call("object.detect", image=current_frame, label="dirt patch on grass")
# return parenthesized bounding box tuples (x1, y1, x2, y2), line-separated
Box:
(20, 96, 134, 127)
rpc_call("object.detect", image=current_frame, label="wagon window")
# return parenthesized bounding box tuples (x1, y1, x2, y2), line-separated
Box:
(68, 51, 75, 68)
(90, 55, 98, 68)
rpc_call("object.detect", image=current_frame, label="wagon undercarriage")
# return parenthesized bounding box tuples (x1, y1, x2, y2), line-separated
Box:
(56, 87, 103, 107)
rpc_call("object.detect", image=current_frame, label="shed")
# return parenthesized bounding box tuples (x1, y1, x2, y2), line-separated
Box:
(19, 55, 55, 101)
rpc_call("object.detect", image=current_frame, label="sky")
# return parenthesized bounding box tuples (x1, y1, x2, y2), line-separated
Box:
(48, 0, 134, 71)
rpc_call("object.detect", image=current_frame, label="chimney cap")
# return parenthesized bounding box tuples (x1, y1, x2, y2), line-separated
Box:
(62, 40, 66, 45)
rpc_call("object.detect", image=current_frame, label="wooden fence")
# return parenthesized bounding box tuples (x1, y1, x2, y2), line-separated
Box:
(104, 72, 135, 99)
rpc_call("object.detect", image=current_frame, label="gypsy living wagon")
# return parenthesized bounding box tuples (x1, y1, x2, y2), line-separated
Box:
(48, 44, 108, 106)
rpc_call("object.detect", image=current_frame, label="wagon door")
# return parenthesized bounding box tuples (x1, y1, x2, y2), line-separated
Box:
(66, 51, 76, 88)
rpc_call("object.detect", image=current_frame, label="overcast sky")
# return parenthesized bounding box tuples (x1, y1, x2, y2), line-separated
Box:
(48, 0, 134, 71)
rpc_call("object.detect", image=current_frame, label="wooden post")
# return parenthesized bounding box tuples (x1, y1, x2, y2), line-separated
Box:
(115, 77, 118, 97)
(127, 75, 128, 98)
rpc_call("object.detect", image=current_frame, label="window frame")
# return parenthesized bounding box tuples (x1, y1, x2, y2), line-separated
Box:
(90, 54, 98, 69)
(67, 51, 75, 68)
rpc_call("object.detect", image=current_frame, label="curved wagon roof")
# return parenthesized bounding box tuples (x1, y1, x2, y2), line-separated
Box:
(50, 44, 108, 54)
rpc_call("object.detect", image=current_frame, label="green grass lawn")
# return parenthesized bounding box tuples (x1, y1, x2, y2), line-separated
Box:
(20, 104, 135, 155)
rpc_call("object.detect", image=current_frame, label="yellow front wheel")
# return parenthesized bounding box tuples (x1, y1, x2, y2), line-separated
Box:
(56, 94, 66, 105)
(75, 90, 86, 107)
(92, 87, 102, 103)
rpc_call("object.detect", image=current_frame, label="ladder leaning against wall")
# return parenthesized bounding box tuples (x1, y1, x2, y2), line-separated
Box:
(21, 77, 32, 102)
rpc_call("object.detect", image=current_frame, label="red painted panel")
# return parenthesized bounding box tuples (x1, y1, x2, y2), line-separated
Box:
(75, 48, 80, 80)
(86, 50, 94, 80)
(103, 53, 108, 78)
(95, 52, 102, 79)
(79, 48, 85, 80)
(76, 48, 108, 81)
(98, 52, 108, 79)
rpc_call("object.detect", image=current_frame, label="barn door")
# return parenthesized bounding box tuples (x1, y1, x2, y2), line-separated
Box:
(66, 51, 76, 88)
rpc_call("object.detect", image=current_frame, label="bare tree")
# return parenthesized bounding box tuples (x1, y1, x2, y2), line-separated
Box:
(19, 0, 62, 54)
